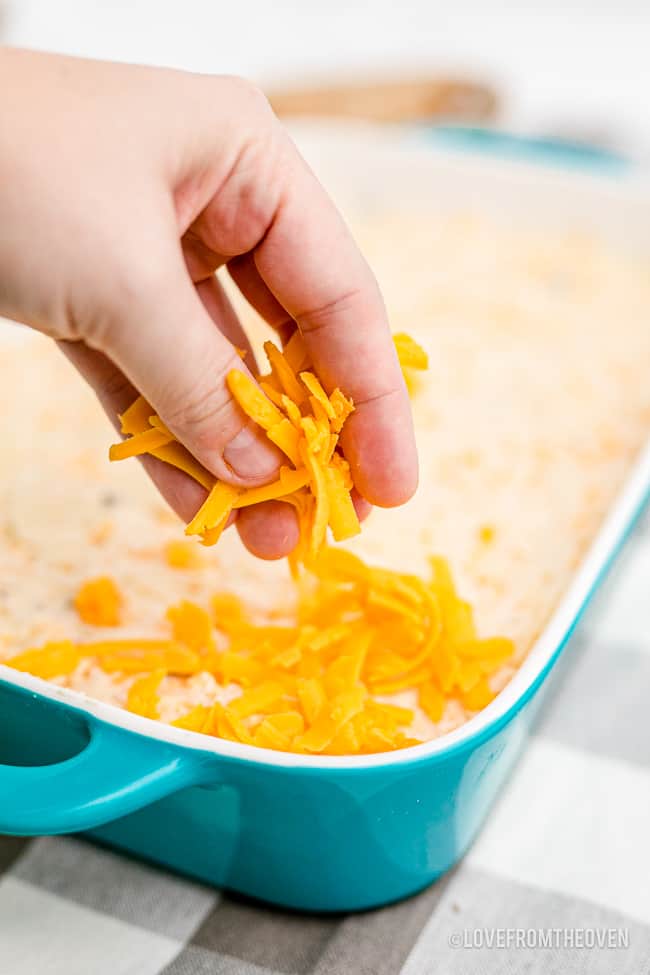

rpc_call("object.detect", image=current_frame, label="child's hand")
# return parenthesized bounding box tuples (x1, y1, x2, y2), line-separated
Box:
(0, 48, 418, 558)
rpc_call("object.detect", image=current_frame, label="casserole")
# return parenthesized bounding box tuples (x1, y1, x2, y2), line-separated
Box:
(1, 128, 649, 911)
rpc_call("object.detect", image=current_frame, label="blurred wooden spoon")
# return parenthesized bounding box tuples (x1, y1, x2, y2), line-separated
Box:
(267, 76, 498, 124)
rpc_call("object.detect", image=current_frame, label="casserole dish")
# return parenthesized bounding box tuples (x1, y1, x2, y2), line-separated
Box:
(1, 128, 649, 912)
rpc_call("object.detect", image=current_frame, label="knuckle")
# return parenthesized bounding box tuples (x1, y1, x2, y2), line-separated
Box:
(96, 364, 134, 405)
(76, 306, 116, 352)
(220, 75, 274, 118)
(204, 130, 284, 256)
(353, 384, 405, 409)
(296, 286, 366, 335)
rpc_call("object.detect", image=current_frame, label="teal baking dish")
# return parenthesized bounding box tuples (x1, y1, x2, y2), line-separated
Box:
(0, 435, 648, 911)
(1, 133, 649, 911)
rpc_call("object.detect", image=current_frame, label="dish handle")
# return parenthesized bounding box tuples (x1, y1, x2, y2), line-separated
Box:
(0, 716, 213, 836)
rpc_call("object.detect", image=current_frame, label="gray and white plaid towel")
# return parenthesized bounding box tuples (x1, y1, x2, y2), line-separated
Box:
(1, 508, 649, 975)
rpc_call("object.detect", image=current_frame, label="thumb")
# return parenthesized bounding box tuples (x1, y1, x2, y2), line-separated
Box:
(95, 253, 281, 486)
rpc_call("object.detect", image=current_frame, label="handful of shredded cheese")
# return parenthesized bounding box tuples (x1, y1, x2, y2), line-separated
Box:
(5, 548, 514, 755)
(108, 332, 428, 568)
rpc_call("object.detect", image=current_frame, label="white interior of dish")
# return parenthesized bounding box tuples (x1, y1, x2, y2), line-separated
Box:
(2, 126, 649, 770)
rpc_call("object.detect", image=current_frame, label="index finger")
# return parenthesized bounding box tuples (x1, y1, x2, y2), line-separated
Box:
(253, 145, 418, 507)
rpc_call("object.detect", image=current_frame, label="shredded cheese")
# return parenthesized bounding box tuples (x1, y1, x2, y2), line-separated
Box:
(74, 577, 122, 627)
(126, 669, 166, 720)
(394, 332, 428, 394)
(5, 548, 513, 755)
(108, 332, 427, 564)
(164, 540, 205, 569)
(5, 641, 81, 679)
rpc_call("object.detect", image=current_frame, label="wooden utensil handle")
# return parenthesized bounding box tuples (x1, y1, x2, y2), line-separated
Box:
(267, 77, 498, 123)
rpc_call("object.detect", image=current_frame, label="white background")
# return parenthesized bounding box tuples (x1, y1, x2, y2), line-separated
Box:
(2, 0, 650, 158)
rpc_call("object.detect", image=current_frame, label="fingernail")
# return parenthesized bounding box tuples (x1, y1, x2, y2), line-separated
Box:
(223, 424, 281, 481)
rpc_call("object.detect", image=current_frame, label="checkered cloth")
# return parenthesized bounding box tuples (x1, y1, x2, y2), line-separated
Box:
(1, 506, 649, 974)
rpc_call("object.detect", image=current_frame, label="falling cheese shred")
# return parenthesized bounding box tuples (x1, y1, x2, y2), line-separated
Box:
(107, 332, 428, 564)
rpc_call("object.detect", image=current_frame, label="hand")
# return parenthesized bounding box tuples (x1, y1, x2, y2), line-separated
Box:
(0, 48, 418, 559)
